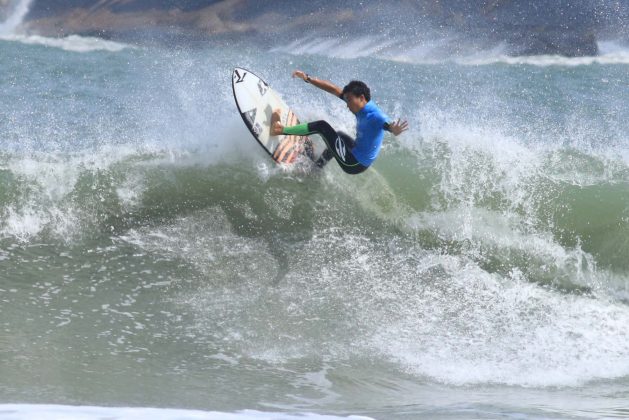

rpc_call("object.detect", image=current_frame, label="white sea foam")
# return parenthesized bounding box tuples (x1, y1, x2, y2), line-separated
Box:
(456, 50, 629, 67)
(277, 35, 629, 67)
(0, 404, 373, 420)
(0, 0, 131, 52)
(1, 206, 47, 241)
(368, 254, 629, 387)
(277, 35, 396, 59)
(0, 145, 150, 241)
(0, 0, 33, 35)
(0, 34, 134, 52)
(140, 207, 629, 388)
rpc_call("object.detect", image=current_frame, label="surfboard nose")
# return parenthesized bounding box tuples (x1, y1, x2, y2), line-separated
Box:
(232, 68, 248, 85)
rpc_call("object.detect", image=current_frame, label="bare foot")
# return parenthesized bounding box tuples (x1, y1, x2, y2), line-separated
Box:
(270, 109, 283, 136)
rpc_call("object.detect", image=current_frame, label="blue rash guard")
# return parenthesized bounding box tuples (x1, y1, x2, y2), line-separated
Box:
(351, 100, 390, 166)
(281, 98, 390, 173)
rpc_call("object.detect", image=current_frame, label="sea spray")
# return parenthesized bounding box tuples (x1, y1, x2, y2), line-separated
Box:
(0, 0, 32, 35)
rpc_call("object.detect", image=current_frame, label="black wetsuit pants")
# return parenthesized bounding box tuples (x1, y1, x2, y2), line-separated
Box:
(283, 120, 369, 175)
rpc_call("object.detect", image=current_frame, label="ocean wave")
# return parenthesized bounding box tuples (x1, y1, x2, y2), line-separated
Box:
(367, 253, 629, 387)
(0, 33, 134, 52)
(0, 0, 33, 36)
(3, 26, 629, 419)
(277, 35, 629, 66)
(0, 404, 372, 420)
(2, 135, 629, 279)
(139, 207, 629, 389)
(456, 51, 629, 66)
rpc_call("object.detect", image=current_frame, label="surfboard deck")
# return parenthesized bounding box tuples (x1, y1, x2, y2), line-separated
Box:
(232, 67, 323, 166)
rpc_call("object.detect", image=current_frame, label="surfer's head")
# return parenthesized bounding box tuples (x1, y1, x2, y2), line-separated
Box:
(342, 80, 370, 113)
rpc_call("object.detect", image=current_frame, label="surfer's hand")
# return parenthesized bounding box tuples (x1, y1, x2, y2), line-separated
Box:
(292, 70, 307, 81)
(388, 119, 409, 136)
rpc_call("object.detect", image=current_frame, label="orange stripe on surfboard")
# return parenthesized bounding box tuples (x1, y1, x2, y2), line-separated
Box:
(272, 111, 303, 163)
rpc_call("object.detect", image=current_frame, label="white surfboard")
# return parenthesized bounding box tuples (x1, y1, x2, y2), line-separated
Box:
(232, 67, 322, 165)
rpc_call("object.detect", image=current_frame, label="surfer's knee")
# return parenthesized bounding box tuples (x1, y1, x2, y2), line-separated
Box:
(308, 120, 332, 131)
(307, 120, 337, 143)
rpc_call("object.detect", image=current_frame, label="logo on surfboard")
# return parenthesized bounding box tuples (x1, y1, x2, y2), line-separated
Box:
(257, 79, 268, 96)
(234, 69, 247, 83)
(253, 122, 262, 135)
(243, 108, 257, 126)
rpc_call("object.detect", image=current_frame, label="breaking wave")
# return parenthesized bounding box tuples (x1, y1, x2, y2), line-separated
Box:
(2, 40, 629, 395)
(275, 36, 629, 67)
(0, 33, 134, 52)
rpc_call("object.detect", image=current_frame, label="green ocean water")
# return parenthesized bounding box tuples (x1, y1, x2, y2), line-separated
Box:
(1, 34, 629, 419)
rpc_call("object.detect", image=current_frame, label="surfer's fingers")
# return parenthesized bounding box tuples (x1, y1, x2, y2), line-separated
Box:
(395, 119, 407, 127)
(391, 120, 409, 135)
(392, 119, 409, 129)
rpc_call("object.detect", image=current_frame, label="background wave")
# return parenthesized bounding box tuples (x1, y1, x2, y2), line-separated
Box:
(0, 33, 133, 52)
(275, 36, 629, 66)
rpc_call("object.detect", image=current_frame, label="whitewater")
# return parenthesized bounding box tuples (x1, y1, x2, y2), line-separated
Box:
(2, 13, 629, 420)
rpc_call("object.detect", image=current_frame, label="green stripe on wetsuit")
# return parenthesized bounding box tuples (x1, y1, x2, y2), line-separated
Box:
(282, 123, 312, 136)
(282, 121, 365, 171)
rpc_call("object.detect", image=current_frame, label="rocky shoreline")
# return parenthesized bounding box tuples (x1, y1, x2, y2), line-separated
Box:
(15, 0, 629, 56)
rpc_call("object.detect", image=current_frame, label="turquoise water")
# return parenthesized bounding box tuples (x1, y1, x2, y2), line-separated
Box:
(1, 34, 629, 419)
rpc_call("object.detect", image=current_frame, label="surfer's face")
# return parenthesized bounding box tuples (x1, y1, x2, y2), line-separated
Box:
(343, 93, 367, 114)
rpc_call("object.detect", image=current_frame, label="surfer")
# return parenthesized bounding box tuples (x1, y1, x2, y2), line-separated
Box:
(270, 70, 408, 174)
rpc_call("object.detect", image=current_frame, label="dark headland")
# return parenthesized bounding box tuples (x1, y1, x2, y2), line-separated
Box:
(16, 0, 629, 56)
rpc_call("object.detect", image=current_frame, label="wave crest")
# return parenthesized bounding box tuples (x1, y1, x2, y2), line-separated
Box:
(0, 33, 134, 52)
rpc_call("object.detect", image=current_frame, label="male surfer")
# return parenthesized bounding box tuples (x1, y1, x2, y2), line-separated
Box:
(271, 70, 408, 174)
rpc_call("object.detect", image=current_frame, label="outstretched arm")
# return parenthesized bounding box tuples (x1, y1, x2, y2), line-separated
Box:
(292, 70, 342, 98)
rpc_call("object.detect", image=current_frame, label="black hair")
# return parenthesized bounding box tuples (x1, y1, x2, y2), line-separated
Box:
(342, 80, 371, 102)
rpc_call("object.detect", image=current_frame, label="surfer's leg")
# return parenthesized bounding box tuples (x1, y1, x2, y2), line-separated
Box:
(281, 123, 312, 136)
(280, 119, 367, 174)
(280, 120, 335, 166)
(304, 121, 368, 174)
(315, 131, 351, 167)
(333, 131, 367, 174)
(285, 120, 337, 167)
(315, 148, 334, 168)
(337, 131, 356, 149)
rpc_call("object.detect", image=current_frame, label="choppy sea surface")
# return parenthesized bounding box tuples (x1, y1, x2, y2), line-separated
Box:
(1, 31, 629, 419)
